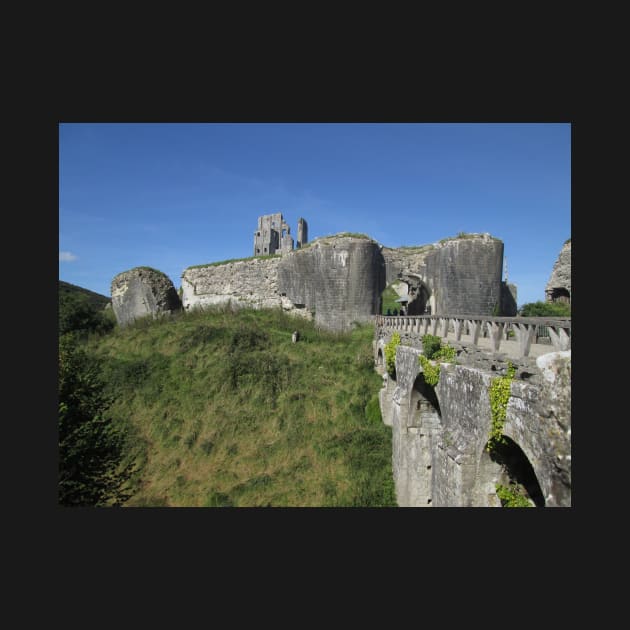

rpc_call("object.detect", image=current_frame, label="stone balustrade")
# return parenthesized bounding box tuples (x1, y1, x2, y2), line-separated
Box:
(374, 314, 571, 358)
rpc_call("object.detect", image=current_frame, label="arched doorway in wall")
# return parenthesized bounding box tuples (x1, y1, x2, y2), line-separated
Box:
(380, 280, 408, 315)
(480, 436, 545, 507)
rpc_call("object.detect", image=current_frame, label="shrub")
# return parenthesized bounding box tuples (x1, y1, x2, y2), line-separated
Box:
(519, 301, 570, 317)
(59, 292, 115, 337)
(496, 483, 532, 507)
(419, 354, 440, 386)
(434, 343, 456, 362)
(58, 334, 134, 506)
(421, 334, 442, 359)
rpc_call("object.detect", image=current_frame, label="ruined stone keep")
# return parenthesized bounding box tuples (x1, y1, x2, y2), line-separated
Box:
(253, 213, 308, 256)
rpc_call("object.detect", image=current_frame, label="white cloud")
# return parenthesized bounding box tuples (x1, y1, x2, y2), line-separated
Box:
(59, 251, 78, 262)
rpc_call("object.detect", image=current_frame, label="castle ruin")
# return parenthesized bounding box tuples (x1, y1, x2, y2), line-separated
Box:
(545, 239, 571, 304)
(253, 213, 308, 256)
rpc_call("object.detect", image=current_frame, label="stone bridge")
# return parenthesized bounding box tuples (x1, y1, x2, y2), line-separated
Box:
(375, 314, 571, 359)
(373, 315, 571, 507)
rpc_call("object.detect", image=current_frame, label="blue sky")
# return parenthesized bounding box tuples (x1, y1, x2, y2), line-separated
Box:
(59, 123, 570, 307)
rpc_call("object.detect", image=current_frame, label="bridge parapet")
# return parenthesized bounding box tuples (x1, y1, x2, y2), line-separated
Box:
(374, 315, 571, 358)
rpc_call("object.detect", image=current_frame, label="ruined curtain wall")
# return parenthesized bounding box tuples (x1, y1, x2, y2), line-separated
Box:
(181, 257, 288, 311)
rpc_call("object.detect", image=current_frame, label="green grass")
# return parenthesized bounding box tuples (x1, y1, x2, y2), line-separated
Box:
(184, 254, 281, 272)
(84, 305, 396, 507)
(437, 233, 500, 245)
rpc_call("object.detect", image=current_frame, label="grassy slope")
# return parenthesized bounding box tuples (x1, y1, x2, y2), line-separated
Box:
(86, 306, 396, 507)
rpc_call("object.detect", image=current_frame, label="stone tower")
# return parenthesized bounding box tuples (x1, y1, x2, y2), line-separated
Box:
(297, 217, 308, 249)
(253, 213, 294, 256)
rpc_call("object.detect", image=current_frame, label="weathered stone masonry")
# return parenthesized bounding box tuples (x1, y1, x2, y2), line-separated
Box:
(111, 267, 182, 327)
(277, 237, 385, 331)
(179, 232, 506, 332)
(381, 234, 504, 316)
(376, 341, 571, 507)
(181, 256, 304, 315)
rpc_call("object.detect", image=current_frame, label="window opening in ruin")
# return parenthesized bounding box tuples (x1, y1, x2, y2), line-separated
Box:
(550, 288, 570, 304)
(489, 436, 545, 507)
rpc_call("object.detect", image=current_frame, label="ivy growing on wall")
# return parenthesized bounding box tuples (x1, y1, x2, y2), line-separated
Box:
(419, 354, 440, 386)
(418, 336, 456, 387)
(487, 362, 516, 452)
(384, 332, 401, 377)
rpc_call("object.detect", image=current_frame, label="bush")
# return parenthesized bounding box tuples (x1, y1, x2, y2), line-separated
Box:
(59, 292, 115, 337)
(58, 334, 134, 506)
(496, 483, 532, 507)
(421, 334, 442, 359)
(519, 301, 570, 317)
(434, 343, 456, 362)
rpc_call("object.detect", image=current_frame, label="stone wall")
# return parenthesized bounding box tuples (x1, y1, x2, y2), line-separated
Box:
(501, 282, 518, 316)
(111, 267, 182, 327)
(180, 232, 506, 330)
(277, 236, 386, 331)
(423, 236, 504, 315)
(379, 343, 571, 507)
(181, 256, 308, 317)
(382, 234, 504, 316)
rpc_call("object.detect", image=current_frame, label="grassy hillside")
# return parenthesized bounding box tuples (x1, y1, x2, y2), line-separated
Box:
(85, 306, 396, 507)
(59, 280, 111, 310)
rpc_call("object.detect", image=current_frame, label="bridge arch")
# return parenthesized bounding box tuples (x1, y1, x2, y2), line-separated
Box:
(474, 436, 545, 507)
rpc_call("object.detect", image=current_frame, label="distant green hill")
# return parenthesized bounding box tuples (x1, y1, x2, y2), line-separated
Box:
(59, 280, 110, 311)
(59, 281, 115, 338)
(82, 306, 396, 507)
